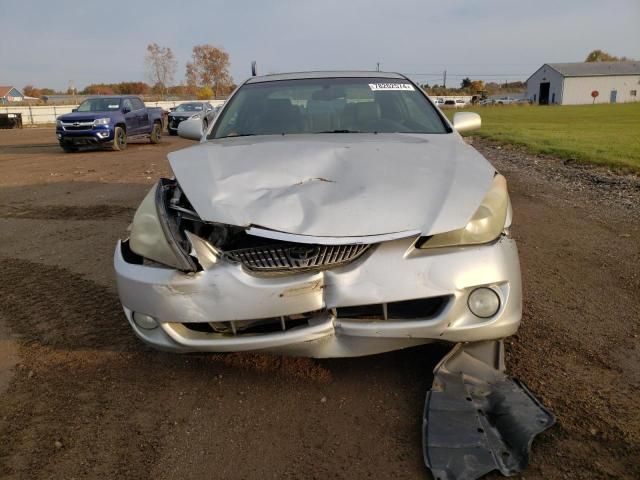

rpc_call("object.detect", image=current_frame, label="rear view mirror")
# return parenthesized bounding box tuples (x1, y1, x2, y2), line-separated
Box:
(71, 108, 77, 112)
(452, 112, 481, 133)
(178, 116, 203, 141)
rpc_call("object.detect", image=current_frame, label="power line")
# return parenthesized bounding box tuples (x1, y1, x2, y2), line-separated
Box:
(406, 72, 528, 77)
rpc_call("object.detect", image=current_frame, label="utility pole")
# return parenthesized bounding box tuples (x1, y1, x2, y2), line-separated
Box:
(443, 70, 447, 88)
(69, 81, 76, 104)
(376, 62, 380, 72)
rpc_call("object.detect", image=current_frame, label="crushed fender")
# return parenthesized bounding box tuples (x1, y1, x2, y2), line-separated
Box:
(423, 340, 555, 480)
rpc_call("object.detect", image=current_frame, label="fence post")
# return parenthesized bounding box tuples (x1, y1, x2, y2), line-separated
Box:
(28, 105, 33, 125)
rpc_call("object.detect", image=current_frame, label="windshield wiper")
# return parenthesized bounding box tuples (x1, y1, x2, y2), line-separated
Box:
(316, 129, 361, 134)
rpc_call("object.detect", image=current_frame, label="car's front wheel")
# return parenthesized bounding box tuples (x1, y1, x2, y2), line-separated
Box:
(112, 126, 127, 151)
(150, 122, 161, 144)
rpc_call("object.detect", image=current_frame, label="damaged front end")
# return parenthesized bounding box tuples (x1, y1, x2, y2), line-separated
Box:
(117, 174, 524, 353)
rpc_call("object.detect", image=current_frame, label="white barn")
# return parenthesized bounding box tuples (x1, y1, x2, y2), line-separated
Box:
(526, 61, 640, 105)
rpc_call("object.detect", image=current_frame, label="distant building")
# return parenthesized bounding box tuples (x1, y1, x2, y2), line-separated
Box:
(526, 61, 640, 105)
(0, 86, 25, 104)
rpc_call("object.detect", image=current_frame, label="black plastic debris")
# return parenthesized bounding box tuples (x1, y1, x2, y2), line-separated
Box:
(423, 340, 555, 480)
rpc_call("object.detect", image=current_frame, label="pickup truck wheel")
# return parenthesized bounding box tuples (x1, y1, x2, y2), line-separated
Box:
(112, 126, 127, 151)
(150, 122, 161, 144)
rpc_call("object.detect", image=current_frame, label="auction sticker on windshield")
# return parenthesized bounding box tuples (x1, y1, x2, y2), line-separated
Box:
(369, 83, 415, 91)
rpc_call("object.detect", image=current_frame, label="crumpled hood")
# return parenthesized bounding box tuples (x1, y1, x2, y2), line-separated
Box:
(168, 133, 495, 238)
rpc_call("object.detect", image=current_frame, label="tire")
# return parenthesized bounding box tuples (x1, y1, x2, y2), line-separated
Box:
(168, 129, 177, 136)
(61, 144, 78, 153)
(150, 122, 161, 144)
(112, 126, 127, 151)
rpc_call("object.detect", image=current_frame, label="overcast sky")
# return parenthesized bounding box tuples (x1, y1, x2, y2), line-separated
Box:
(1, 0, 638, 90)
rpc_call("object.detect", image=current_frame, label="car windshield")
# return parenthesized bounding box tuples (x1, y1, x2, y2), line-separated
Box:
(175, 103, 204, 112)
(77, 98, 121, 112)
(211, 77, 449, 138)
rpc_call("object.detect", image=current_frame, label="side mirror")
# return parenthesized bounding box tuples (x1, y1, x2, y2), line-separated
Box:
(71, 108, 77, 112)
(452, 112, 481, 133)
(169, 107, 176, 112)
(122, 106, 131, 114)
(178, 116, 203, 140)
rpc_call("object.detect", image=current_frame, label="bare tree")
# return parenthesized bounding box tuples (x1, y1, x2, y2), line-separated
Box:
(185, 44, 234, 98)
(145, 43, 176, 99)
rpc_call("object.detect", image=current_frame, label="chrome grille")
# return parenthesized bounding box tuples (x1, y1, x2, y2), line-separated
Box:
(223, 243, 370, 272)
(61, 121, 94, 131)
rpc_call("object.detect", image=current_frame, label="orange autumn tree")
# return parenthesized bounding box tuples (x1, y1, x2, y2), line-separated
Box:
(186, 44, 234, 98)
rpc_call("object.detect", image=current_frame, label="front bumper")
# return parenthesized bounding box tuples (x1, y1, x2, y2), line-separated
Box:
(114, 236, 522, 358)
(57, 127, 113, 145)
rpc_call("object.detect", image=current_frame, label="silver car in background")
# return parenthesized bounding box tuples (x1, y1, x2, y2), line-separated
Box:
(115, 71, 521, 358)
(167, 101, 217, 135)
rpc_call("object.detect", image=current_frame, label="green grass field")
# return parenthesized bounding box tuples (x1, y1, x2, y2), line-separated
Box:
(444, 103, 640, 172)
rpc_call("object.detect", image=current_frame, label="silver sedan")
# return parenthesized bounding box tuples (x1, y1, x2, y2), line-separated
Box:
(115, 71, 521, 358)
(167, 101, 217, 135)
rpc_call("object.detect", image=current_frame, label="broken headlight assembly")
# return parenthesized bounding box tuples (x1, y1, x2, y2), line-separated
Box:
(129, 179, 198, 271)
(416, 174, 510, 249)
(128, 178, 247, 271)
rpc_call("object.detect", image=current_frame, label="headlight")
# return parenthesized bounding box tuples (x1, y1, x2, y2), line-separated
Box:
(56, 119, 62, 127)
(129, 182, 196, 271)
(94, 117, 111, 126)
(417, 174, 509, 249)
(467, 287, 501, 318)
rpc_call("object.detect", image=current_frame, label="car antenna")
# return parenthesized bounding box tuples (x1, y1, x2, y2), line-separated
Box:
(251, 61, 257, 77)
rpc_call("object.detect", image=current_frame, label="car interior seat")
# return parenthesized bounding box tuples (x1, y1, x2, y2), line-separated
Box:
(341, 101, 381, 131)
(259, 98, 304, 134)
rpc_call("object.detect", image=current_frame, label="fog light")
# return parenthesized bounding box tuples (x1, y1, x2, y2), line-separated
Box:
(56, 133, 62, 139)
(133, 312, 158, 330)
(467, 288, 500, 318)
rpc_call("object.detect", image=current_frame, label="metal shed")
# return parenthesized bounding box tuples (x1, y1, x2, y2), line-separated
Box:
(526, 61, 640, 105)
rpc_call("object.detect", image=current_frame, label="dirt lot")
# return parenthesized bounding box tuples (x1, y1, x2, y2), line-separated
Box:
(0, 128, 638, 479)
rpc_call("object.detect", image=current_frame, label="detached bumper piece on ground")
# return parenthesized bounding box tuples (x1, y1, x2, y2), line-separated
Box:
(423, 340, 555, 480)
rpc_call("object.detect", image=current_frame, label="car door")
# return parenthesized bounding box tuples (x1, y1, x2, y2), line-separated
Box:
(133, 98, 149, 133)
(122, 98, 137, 133)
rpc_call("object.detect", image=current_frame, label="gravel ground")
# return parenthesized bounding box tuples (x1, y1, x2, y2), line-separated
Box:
(0, 129, 638, 479)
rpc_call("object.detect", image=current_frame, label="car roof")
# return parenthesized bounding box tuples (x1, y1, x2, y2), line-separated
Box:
(245, 70, 408, 84)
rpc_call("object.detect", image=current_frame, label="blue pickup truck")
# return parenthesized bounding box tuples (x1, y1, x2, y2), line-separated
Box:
(56, 96, 164, 152)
